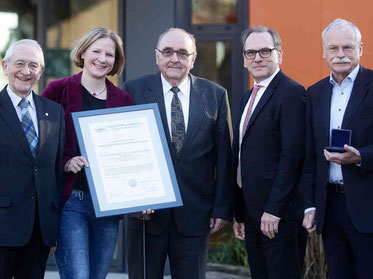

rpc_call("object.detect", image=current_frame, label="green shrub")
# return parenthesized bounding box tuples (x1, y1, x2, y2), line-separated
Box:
(208, 232, 248, 266)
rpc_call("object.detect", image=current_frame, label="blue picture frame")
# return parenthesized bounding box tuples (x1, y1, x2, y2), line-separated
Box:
(72, 103, 182, 217)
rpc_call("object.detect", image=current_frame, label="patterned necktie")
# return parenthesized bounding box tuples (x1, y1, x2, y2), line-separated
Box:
(237, 84, 264, 188)
(171, 87, 185, 154)
(18, 98, 38, 157)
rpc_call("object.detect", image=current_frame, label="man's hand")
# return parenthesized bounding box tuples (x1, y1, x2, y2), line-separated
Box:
(49, 246, 56, 256)
(233, 221, 245, 240)
(64, 156, 89, 173)
(130, 209, 155, 221)
(324, 145, 361, 165)
(260, 212, 280, 239)
(303, 210, 316, 233)
(209, 218, 228, 234)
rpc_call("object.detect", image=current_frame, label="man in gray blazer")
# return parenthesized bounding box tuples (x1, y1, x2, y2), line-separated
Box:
(123, 28, 233, 279)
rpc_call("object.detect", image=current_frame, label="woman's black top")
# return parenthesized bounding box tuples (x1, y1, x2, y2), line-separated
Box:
(74, 86, 106, 192)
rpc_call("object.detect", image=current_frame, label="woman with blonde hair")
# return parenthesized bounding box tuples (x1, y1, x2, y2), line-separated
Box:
(42, 27, 132, 278)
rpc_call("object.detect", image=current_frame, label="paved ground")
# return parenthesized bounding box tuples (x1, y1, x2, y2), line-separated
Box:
(45, 272, 170, 279)
(45, 271, 249, 278)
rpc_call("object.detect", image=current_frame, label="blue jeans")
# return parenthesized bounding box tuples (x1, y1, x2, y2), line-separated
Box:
(55, 190, 119, 279)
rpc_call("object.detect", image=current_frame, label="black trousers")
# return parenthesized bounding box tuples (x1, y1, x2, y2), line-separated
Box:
(244, 218, 307, 279)
(323, 191, 373, 279)
(0, 208, 50, 279)
(126, 213, 209, 279)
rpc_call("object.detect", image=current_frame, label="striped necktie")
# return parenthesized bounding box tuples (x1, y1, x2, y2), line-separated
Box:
(18, 98, 38, 157)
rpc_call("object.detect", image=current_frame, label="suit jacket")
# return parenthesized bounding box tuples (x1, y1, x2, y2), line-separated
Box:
(0, 87, 64, 247)
(233, 71, 306, 223)
(42, 72, 132, 204)
(123, 72, 233, 236)
(303, 66, 373, 234)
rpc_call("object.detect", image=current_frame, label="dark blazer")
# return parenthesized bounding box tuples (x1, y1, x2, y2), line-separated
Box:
(123, 72, 233, 236)
(0, 87, 64, 247)
(303, 66, 373, 234)
(233, 71, 306, 223)
(42, 72, 132, 204)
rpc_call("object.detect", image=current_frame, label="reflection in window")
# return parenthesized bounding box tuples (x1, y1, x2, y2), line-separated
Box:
(0, 0, 37, 90)
(192, 0, 237, 25)
(45, 0, 119, 84)
(192, 41, 231, 99)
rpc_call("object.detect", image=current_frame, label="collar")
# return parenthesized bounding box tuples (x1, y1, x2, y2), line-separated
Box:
(161, 74, 190, 98)
(254, 67, 280, 88)
(6, 85, 36, 110)
(329, 65, 359, 86)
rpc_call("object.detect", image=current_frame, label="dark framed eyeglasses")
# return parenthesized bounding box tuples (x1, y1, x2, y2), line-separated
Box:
(156, 48, 195, 60)
(243, 48, 277, 59)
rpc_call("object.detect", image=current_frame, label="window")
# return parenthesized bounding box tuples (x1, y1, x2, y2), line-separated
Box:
(0, 2, 37, 91)
(192, 0, 237, 25)
(45, 0, 119, 85)
(176, 0, 246, 116)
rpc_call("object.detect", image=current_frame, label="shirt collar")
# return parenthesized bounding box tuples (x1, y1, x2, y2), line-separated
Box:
(161, 74, 190, 97)
(254, 67, 280, 88)
(329, 65, 360, 86)
(6, 85, 36, 111)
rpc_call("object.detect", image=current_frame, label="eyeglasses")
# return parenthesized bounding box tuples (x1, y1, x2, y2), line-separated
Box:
(156, 48, 195, 60)
(12, 60, 41, 71)
(243, 48, 277, 59)
(325, 45, 357, 54)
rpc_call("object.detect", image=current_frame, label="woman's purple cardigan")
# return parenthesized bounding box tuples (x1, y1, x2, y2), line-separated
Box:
(42, 72, 133, 204)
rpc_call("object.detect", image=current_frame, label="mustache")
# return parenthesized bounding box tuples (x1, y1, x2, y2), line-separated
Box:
(332, 57, 351, 63)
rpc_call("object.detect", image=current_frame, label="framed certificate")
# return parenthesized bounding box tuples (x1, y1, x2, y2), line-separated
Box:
(72, 104, 182, 217)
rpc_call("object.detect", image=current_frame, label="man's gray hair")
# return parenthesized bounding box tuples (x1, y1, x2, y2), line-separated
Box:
(3, 39, 45, 67)
(156, 28, 197, 52)
(240, 26, 282, 50)
(322, 18, 362, 45)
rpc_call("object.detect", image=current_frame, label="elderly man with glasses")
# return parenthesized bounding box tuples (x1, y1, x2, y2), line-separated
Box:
(302, 18, 373, 279)
(0, 39, 64, 278)
(232, 26, 307, 279)
(123, 28, 233, 279)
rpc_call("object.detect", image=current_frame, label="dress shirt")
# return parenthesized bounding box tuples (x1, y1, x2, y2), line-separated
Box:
(328, 65, 359, 183)
(238, 68, 280, 220)
(161, 74, 190, 137)
(7, 85, 39, 136)
(305, 65, 360, 215)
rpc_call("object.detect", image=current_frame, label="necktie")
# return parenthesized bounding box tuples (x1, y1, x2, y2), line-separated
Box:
(237, 84, 264, 188)
(18, 98, 38, 157)
(171, 87, 185, 154)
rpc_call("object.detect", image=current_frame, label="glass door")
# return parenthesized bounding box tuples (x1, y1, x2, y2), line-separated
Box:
(176, 0, 246, 118)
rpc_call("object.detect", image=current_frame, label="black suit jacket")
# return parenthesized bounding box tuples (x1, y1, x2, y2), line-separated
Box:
(123, 73, 233, 236)
(303, 66, 373, 234)
(233, 71, 306, 223)
(0, 87, 64, 247)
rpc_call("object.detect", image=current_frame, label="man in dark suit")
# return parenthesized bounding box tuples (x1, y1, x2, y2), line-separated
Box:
(233, 26, 307, 279)
(303, 19, 373, 279)
(123, 28, 232, 279)
(0, 39, 64, 278)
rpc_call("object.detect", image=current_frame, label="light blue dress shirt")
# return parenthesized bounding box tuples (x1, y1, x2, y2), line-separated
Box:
(328, 65, 359, 183)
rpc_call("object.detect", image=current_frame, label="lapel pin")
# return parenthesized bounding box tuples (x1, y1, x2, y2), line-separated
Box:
(45, 112, 49, 116)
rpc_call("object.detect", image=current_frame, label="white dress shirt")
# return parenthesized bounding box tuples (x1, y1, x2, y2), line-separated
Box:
(161, 74, 190, 137)
(7, 85, 39, 136)
(239, 68, 280, 146)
